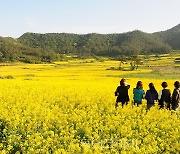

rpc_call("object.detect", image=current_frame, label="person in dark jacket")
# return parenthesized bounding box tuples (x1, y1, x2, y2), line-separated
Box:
(115, 78, 130, 107)
(172, 81, 180, 111)
(145, 83, 158, 109)
(158, 82, 171, 109)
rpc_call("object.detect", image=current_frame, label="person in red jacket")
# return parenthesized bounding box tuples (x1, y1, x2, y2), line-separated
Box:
(115, 78, 130, 108)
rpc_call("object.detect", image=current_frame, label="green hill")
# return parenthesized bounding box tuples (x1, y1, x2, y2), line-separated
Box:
(18, 31, 171, 57)
(0, 36, 56, 63)
(154, 24, 180, 50)
(2, 24, 180, 63)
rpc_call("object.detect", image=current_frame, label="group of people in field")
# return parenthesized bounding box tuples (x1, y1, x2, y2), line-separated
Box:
(115, 79, 180, 111)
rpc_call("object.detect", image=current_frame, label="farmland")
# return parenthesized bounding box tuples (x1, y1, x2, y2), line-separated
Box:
(0, 53, 179, 153)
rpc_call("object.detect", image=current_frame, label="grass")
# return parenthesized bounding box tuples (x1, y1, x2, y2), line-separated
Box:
(105, 52, 180, 79)
(120, 71, 179, 79)
(118, 66, 180, 79)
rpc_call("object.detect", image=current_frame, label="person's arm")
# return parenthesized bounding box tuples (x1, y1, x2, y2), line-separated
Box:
(172, 89, 177, 103)
(115, 87, 119, 96)
(145, 91, 148, 100)
(142, 90, 145, 99)
(155, 92, 158, 101)
(168, 89, 172, 103)
(125, 82, 130, 89)
(158, 90, 162, 100)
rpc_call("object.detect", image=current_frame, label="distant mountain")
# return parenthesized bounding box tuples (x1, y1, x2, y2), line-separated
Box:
(18, 30, 171, 57)
(0, 36, 56, 63)
(1, 24, 180, 63)
(154, 24, 180, 49)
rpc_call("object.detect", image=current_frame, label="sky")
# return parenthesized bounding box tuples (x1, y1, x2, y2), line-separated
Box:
(0, 0, 179, 38)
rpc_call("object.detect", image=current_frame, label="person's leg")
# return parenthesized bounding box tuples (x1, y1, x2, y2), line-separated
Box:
(147, 104, 150, 109)
(115, 102, 118, 108)
(172, 103, 178, 111)
(159, 102, 164, 109)
(172, 104, 176, 110)
(147, 104, 153, 109)
(167, 102, 170, 110)
(134, 101, 138, 107)
(122, 101, 127, 107)
(177, 104, 180, 111)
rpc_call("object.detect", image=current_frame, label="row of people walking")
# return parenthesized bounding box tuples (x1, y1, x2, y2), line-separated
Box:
(115, 79, 180, 111)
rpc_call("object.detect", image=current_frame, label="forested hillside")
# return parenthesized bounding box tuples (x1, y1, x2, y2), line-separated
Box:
(1, 24, 180, 63)
(0, 37, 56, 63)
(154, 24, 180, 50)
(18, 30, 171, 57)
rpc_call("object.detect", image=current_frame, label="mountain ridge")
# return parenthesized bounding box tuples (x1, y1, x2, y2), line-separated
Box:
(154, 24, 180, 49)
(0, 24, 179, 63)
(17, 29, 171, 56)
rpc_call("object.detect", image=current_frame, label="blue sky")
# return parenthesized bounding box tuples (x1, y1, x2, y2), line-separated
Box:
(0, 0, 179, 38)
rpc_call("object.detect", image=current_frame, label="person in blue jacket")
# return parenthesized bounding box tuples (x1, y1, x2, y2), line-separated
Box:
(145, 83, 158, 109)
(133, 81, 145, 106)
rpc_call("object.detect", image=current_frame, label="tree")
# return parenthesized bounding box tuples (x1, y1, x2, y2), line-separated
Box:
(130, 55, 142, 70)
(118, 55, 127, 70)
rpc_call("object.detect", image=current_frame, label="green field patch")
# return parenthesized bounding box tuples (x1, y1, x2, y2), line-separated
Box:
(122, 69, 179, 79)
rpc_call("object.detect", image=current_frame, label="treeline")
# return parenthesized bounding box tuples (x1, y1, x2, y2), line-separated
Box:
(0, 37, 56, 63)
(18, 30, 171, 57)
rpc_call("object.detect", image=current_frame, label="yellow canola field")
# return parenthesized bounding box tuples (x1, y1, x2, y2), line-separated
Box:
(0, 61, 179, 153)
